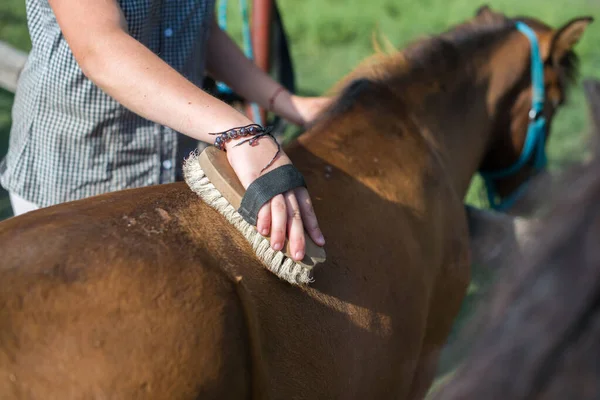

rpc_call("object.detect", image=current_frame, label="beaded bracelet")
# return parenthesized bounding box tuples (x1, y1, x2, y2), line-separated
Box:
(209, 123, 281, 172)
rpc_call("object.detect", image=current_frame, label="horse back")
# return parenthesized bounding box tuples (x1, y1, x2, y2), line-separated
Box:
(0, 183, 252, 399)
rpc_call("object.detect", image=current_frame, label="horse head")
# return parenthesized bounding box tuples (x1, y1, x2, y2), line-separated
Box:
(475, 6, 593, 211)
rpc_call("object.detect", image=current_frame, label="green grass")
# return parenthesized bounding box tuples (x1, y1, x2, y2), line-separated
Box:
(1, 0, 599, 392)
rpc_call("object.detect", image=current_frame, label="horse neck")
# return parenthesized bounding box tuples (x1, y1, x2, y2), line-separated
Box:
(403, 62, 496, 197)
(292, 50, 504, 202)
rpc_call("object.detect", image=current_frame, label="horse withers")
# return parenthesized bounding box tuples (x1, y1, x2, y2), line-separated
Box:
(0, 6, 591, 399)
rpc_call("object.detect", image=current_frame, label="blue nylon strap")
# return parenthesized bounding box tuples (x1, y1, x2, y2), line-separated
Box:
(216, 0, 233, 95)
(479, 21, 548, 210)
(215, 0, 263, 125)
(484, 177, 531, 212)
(239, 0, 264, 124)
(481, 117, 547, 179)
(516, 22, 545, 113)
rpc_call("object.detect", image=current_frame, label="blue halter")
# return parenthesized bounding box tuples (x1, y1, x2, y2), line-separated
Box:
(479, 21, 548, 211)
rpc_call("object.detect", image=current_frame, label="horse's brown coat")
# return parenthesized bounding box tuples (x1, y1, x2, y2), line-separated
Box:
(0, 8, 591, 399)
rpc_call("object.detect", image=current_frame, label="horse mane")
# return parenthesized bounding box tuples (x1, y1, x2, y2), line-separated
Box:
(323, 12, 580, 121)
(327, 14, 514, 97)
(310, 14, 521, 155)
(433, 82, 600, 399)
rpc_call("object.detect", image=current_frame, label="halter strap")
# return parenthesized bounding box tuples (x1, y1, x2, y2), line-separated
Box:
(517, 21, 545, 116)
(478, 21, 548, 210)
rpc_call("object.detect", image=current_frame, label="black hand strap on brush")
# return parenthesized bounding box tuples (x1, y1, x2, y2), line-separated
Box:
(238, 164, 307, 226)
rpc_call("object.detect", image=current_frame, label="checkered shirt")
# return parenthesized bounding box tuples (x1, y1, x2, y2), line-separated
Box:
(0, 0, 216, 207)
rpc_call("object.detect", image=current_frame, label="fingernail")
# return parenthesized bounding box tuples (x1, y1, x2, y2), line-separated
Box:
(260, 228, 269, 235)
(318, 234, 325, 244)
(295, 252, 303, 260)
(273, 242, 282, 251)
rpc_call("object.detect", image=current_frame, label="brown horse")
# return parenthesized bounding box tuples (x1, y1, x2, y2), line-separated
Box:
(0, 7, 591, 399)
(432, 78, 600, 400)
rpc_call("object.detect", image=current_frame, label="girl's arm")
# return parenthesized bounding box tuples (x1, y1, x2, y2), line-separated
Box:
(47, 0, 326, 259)
(205, 18, 330, 126)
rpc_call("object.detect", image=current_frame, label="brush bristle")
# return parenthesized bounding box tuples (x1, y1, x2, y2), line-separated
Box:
(182, 150, 314, 285)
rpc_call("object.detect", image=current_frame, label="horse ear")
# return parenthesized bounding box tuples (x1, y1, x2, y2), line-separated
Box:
(475, 5, 503, 23)
(583, 79, 600, 136)
(475, 5, 494, 18)
(548, 17, 593, 65)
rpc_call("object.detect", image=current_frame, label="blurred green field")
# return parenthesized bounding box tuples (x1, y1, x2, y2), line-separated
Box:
(0, 0, 598, 393)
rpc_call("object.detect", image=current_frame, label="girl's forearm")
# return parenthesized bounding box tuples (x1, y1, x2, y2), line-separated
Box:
(79, 30, 253, 142)
(205, 19, 303, 124)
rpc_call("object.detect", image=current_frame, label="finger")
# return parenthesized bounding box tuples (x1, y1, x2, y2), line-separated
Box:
(294, 188, 325, 246)
(284, 191, 306, 261)
(269, 194, 287, 251)
(256, 202, 271, 236)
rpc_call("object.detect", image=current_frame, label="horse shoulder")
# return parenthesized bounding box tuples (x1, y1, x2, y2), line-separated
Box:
(0, 183, 255, 399)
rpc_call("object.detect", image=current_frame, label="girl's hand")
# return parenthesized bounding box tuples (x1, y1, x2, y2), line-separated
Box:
(267, 87, 332, 127)
(289, 95, 333, 127)
(225, 135, 325, 261)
